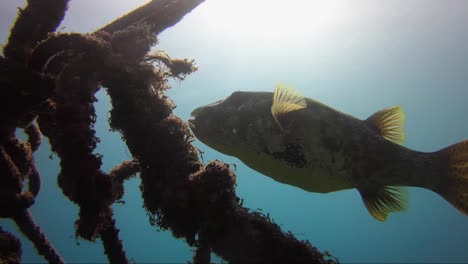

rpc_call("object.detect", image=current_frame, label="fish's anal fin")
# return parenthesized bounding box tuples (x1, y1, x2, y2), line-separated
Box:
(358, 185, 408, 221)
(271, 83, 307, 131)
(366, 106, 405, 145)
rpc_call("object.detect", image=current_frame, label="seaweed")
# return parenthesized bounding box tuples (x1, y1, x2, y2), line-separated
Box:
(0, 0, 338, 263)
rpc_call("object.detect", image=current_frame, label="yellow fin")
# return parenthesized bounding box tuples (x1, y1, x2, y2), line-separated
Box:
(271, 83, 307, 131)
(366, 105, 405, 145)
(358, 186, 408, 221)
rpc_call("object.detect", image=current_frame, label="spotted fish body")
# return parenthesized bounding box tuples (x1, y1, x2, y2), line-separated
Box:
(188, 84, 468, 221)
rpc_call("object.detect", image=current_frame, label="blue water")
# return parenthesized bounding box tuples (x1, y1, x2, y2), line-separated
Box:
(1, 0, 468, 263)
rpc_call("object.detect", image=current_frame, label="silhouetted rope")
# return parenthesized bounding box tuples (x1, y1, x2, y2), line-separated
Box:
(0, 227, 22, 264)
(193, 231, 211, 264)
(0, 0, 339, 263)
(98, 0, 205, 35)
(0, 128, 62, 263)
(4, 0, 70, 62)
(101, 219, 127, 264)
(12, 210, 64, 264)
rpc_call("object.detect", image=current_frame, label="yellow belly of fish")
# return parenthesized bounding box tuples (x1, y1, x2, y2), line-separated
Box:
(234, 146, 354, 193)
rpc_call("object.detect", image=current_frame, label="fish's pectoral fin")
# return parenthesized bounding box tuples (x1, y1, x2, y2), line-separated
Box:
(358, 185, 408, 221)
(271, 83, 307, 131)
(365, 106, 405, 145)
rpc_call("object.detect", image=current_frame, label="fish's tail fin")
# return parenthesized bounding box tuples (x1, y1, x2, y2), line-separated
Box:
(435, 140, 468, 215)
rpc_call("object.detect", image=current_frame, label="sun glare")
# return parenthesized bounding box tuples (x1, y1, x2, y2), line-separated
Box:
(198, 0, 351, 43)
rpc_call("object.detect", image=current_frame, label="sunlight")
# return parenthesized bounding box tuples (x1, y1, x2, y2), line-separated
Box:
(198, 0, 352, 43)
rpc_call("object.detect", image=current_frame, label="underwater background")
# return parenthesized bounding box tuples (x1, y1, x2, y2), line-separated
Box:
(1, 0, 467, 263)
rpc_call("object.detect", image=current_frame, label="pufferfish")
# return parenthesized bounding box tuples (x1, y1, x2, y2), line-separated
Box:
(188, 84, 468, 221)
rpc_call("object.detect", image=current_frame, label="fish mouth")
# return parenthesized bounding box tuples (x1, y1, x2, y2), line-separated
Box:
(188, 108, 201, 130)
(188, 103, 219, 131)
(187, 118, 196, 130)
(190, 107, 201, 119)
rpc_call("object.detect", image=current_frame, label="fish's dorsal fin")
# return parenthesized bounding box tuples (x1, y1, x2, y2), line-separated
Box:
(366, 105, 405, 145)
(271, 83, 307, 131)
(358, 186, 408, 221)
